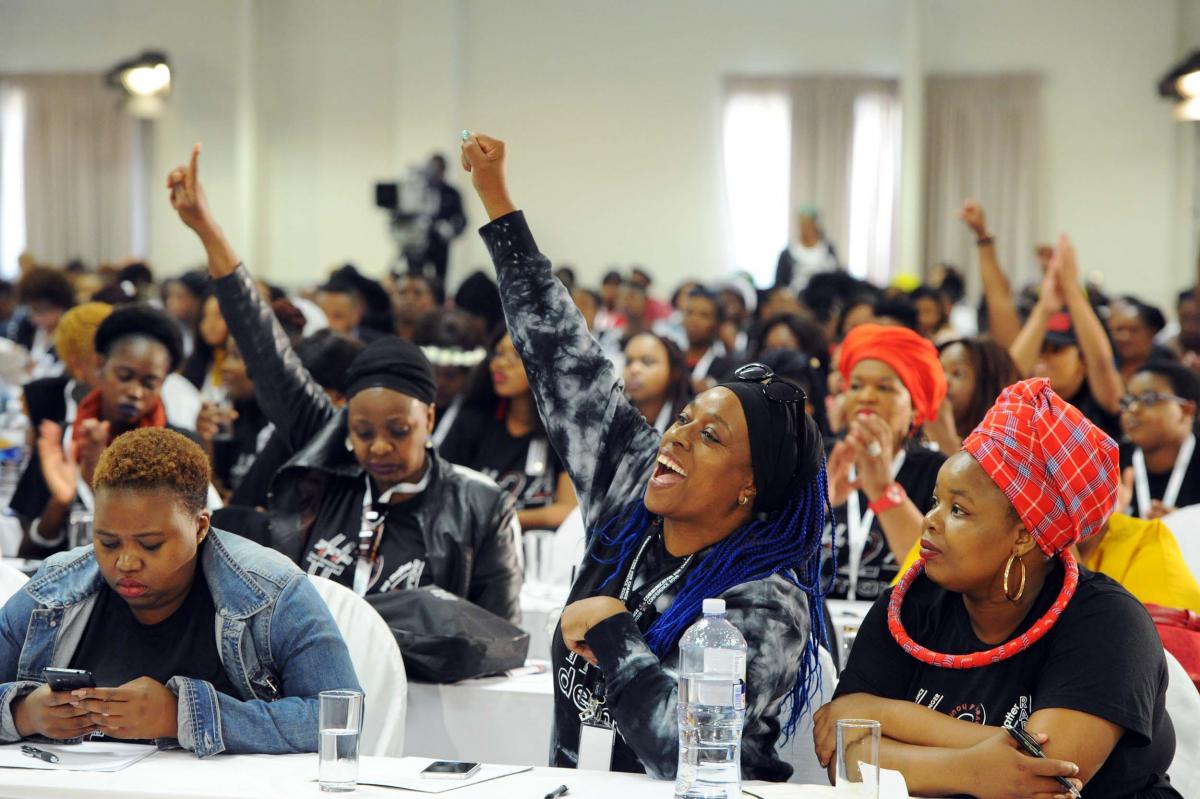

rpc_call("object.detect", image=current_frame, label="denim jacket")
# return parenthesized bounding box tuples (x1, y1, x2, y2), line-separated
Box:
(0, 530, 361, 757)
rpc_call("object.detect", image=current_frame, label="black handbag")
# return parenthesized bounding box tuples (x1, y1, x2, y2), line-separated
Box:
(367, 586, 530, 682)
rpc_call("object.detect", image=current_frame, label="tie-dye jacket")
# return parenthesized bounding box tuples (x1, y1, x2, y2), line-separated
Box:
(480, 211, 810, 781)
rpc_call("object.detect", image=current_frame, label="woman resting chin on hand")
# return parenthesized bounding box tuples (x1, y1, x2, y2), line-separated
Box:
(0, 427, 361, 756)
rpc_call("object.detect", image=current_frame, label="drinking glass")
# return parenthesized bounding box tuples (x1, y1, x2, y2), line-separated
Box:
(68, 510, 93, 550)
(836, 718, 880, 798)
(318, 690, 363, 792)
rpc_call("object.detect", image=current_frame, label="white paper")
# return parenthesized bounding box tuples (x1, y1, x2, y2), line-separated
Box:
(0, 740, 158, 772)
(356, 756, 532, 793)
(744, 767, 911, 799)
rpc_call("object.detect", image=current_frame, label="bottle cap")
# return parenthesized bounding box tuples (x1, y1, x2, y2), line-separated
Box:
(702, 598, 725, 615)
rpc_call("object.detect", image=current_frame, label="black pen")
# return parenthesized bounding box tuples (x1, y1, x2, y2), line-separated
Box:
(1005, 725, 1082, 799)
(544, 785, 569, 799)
(20, 745, 59, 764)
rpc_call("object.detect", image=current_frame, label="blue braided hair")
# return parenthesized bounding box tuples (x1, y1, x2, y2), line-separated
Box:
(589, 459, 835, 742)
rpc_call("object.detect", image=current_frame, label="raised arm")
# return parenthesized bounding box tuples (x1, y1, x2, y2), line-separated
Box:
(1009, 260, 1063, 377)
(960, 202, 1022, 349)
(1054, 235, 1123, 413)
(461, 134, 660, 527)
(167, 145, 337, 450)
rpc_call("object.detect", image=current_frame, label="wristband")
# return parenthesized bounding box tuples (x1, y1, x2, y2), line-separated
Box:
(868, 482, 907, 515)
(976, 235, 995, 247)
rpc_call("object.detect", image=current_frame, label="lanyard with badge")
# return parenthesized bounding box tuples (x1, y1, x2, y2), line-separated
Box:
(844, 451, 906, 601)
(576, 530, 695, 771)
(1132, 433, 1195, 519)
(353, 470, 430, 596)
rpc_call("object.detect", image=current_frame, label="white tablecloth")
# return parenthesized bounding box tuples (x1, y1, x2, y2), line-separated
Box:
(404, 665, 555, 766)
(0, 749, 842, 799)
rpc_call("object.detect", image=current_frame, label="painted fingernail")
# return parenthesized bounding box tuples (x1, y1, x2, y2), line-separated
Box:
(461, 129, 471, 141)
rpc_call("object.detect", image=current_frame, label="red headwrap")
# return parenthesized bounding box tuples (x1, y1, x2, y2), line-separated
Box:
(886, 378, 1119, 669)
(963, 377, 1118, 556)
(837, 323, 947, 427)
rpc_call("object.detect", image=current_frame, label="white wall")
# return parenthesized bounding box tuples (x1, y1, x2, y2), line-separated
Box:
(0, 0, 1195, 308)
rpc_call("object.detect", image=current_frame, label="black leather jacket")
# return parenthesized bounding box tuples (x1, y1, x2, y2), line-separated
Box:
(211, 265, 522, 623)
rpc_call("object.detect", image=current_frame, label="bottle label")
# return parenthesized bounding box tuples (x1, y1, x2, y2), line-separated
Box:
(702, 648, 746, 679)
(734, 679, 746, 712)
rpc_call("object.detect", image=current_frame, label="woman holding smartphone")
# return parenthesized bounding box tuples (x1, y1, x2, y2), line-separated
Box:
(0, 428, 360, 755)
(813, 379, 1179, 799)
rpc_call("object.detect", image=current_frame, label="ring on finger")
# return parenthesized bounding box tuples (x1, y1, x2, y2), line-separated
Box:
(866, 441, 883, 457)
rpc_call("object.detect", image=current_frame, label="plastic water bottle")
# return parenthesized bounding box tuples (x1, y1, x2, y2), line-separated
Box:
(0, 397, 28, 510)
(674, 598, 747, 799)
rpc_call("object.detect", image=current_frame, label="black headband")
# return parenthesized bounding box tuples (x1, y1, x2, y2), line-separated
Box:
(343, 336, 437, 404)
(718, 369, 822, 514)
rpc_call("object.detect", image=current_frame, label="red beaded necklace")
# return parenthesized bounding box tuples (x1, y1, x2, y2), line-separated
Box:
(886, 549, 1080, 669)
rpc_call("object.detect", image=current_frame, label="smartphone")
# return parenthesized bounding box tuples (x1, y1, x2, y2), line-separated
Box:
(43, 668, 95, 692)
(420, 760, 481, 780)
(1005, 725, 1082, 799)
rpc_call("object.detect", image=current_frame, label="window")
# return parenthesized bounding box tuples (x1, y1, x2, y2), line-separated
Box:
(722, 90, 791, 288)
(0, 83, 25, 279)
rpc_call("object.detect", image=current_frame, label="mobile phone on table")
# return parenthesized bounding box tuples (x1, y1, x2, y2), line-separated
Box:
(43, 667, 96, 692)
(1005, 724, 1082, 799)
(420, 760, 482, 780)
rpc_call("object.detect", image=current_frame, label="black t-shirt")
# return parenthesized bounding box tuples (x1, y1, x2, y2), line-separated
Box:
(823, 445, 946, 601)
(70, 560, 237, 698)
(1069, 383, 1122, 442)
(439, 406, 565, 513)
(228, 429, 292, 509)
(836, 565, 1179, 799)
(300, 489, 434, 595)
(1119, 441, 1200, 518)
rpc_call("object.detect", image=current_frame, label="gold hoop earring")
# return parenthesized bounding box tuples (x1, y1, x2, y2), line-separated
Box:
(1003, 554, 1026, 602)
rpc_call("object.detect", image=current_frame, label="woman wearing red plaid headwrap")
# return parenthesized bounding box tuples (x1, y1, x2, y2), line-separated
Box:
(823, 323, 949, 601)
(813, 379, 1180, 799)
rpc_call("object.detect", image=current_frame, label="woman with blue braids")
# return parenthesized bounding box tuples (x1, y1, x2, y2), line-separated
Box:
(462, 133, 831, 782)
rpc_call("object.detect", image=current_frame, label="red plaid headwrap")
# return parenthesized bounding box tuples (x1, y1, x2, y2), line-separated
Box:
(962, 377, 1119, 555)
(886, 378, 1120, 669)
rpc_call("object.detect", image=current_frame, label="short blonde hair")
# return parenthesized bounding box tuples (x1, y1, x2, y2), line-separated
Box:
(54, 302, 112, 367)
(93, 428, 211, 513)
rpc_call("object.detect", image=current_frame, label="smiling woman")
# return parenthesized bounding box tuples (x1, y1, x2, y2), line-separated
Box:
(461, 133, 831, 782)
(0, 428, 361, 756)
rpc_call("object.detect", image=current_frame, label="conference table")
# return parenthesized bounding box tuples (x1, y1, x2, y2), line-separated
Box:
(0, 750, 843, 799)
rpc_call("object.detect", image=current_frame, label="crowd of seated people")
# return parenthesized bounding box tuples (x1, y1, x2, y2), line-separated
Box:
(0, 132, 1189, 798)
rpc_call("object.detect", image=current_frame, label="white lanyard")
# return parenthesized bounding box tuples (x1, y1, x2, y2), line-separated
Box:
(431, 396, 463, 448)
(617, 533, 695, 623)
(1133, 433, 1195, 518)
(689, 341, 725, 381)
(353, 466, 431, 596)
(653, 403, 675, 435)
(845, 451, 906, 601)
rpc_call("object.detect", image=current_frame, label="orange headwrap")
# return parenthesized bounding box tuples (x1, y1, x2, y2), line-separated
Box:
(838, 323, 947, 427)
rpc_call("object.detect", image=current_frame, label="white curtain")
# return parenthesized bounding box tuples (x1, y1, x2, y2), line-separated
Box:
(922, 74, 1041, 296)
(723, 77, 901, 287)
(722, 84, 792, 287)
(4, 74, 135, 266)
(0, 83, 27, 278)
(848, 90, 902, 284)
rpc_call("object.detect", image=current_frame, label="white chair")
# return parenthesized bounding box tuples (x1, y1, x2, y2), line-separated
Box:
(307, 575, 407, 757)
(1162, 505, 1200, 578)
(778, 646, 837, 785)
(0, 562, 27, 606)
(1165, 648, 1200, 797)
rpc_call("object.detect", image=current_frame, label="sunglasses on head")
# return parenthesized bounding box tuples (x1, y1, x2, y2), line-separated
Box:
(733, 363, 807, 405)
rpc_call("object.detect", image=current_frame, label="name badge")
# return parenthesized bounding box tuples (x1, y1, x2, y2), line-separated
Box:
(577, 720, 616, 772)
